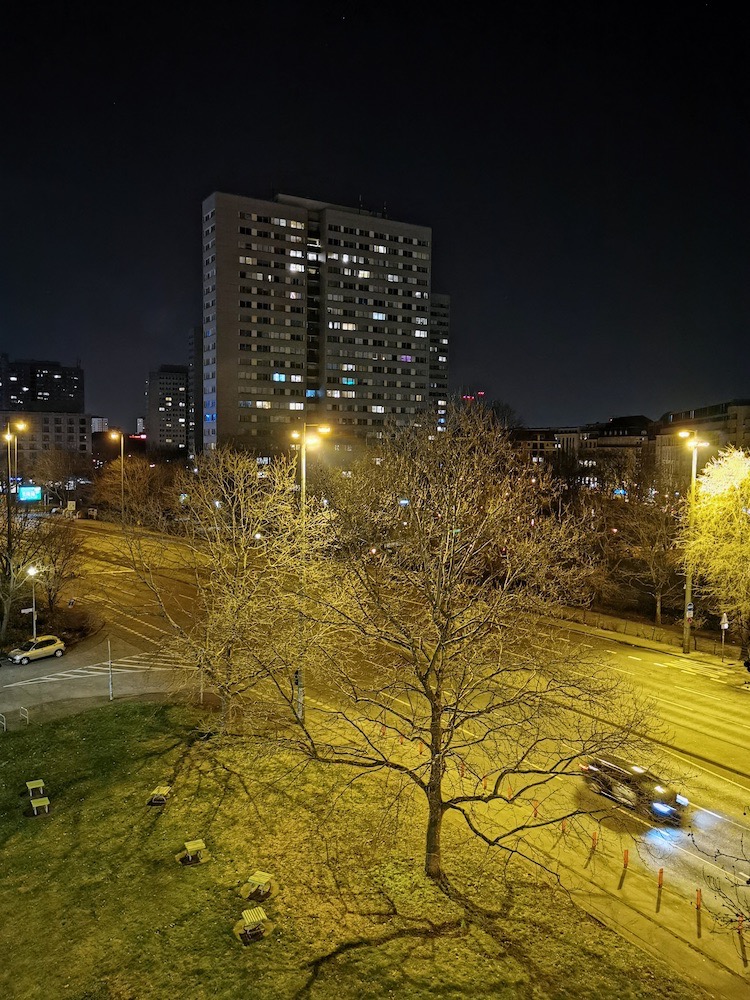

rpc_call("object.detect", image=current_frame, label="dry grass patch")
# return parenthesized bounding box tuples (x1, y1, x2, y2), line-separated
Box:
(0, 702, 712, 1000)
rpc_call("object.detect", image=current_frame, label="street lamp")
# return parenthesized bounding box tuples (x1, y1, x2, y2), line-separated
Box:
(109, 430, 125, 516)
(679, 431, 709, 654)
(27, 565, 38, 640)
(4, 420, 26, 559)
(291, 423, 331, 517)
(290, 422, 330, 722)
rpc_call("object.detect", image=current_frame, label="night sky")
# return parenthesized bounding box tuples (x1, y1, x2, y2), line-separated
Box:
(3, 3, 747, 431)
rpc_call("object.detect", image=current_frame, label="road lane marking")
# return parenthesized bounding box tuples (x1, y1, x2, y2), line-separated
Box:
(627, 656, 642, 661)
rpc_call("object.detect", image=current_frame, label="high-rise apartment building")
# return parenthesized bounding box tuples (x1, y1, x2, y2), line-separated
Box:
(0, 354, 84, 413)
(145, 364, 188, 451)
(201, 192, 449, 452)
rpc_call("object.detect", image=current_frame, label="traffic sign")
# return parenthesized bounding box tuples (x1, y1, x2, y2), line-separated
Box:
(21, 607, 33, 615)
(686, 602, 694, 620)
(720, 613, 729, 630)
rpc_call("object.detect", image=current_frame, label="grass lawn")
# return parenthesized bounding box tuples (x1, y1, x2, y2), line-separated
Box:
(0, 701, 712, 1000)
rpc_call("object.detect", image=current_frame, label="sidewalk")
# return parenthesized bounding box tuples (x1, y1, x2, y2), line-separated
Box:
(553, 606, 744, 674)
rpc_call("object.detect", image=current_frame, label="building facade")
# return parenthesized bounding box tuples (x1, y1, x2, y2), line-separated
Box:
(202, 191, 449, 453)
(145, 364, 188, 452)
(0, 354, 84, 413)
(1, 410, 91, 474)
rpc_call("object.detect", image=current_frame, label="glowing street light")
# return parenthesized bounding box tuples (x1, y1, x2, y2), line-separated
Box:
(679, 430, 709, 654)
(109, 430, 125, 516)
(291, 423, 330, 515)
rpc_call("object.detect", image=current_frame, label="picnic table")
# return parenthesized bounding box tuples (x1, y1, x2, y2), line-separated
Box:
(184, 839, 206, 863)
(31, 797, 50, 816)
(148, 785, 171, 805)
(241, 906, 268, 940)
(245, 870, 273, 897)
(26, 779, 45, 798)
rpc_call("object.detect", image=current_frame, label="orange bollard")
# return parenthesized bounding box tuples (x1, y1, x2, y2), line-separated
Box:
(399, 733, 403, 745)
(623, 849, 629, 868)
(482, 776, 487, 790)
(591, 830, 598, 849)
(696, 889, 702, 910)
(460, 761, 465, 778)
(657, 868, 664, 888)
(561, 819, 567, 834)
(738, 914, 745, 934)
(380, 724, 386, 736)
(533, 800, 539, 818)
(418, 740, 424, 754)
(507, 783, 513, 799)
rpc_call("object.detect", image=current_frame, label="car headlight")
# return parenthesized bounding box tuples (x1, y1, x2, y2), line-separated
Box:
(652, 802, 674, 815)
(675, 794, 689, 807)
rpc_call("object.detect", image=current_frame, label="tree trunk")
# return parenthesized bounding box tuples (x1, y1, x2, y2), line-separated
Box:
(424, 784, 443, 880)
(655, 590, 662, 627)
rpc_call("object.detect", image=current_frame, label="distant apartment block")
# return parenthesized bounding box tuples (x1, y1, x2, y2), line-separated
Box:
(1, 410, 91, 468)
(0, 354, 84, 413)
(514, 402, 750, 491)
(201, 191, 450, 452)
(653, 399, 750, 484)
(145, 365, 188, 451)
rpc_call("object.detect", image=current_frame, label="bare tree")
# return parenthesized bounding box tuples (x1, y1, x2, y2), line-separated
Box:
(682, 446, 750, 658)
(285, 406, 657, 882)
(93, 455, 176, 525)
(29, 448, 92, 507)
(124, 447, 330, 725)
(615, 498, 682, 625)
(0, 504, 51, 640)
(36, 518, 83, 616)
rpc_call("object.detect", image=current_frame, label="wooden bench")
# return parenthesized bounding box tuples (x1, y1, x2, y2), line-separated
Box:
(31, 797, 50, 816)
(26, 779, 45, 798)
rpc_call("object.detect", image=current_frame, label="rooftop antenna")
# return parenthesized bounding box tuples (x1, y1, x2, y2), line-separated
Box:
(383, 201, 388, 218)
(358, 193, 363, 213)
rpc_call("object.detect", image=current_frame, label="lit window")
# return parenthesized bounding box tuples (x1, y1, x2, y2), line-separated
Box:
(289, 402, 304, 410)
(290, 264, 305, 273)
(371, 405, 385, 413)
(372, 312, 386, 321)
(257, 400, 271, 409)
(272, 373, 287, 382)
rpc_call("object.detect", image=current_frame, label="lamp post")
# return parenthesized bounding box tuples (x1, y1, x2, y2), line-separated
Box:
(4, 421, 25, 559)
(27, 566, 38, 640)
(109, 431, 125, 516)
(290, 422, 330, 721)
(679, 431, 708, 655)
(4, 421, 26, 487)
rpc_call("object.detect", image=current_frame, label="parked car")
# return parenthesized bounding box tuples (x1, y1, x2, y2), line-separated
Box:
(580, 754, 689, 825)
(7, 635, 66, 665)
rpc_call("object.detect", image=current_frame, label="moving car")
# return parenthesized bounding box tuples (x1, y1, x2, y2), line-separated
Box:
(580, 754, 689, 825)
(7, 635, 66, 665)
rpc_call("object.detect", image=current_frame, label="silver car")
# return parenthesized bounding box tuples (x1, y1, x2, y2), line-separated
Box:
(7, 635, 66, 665)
